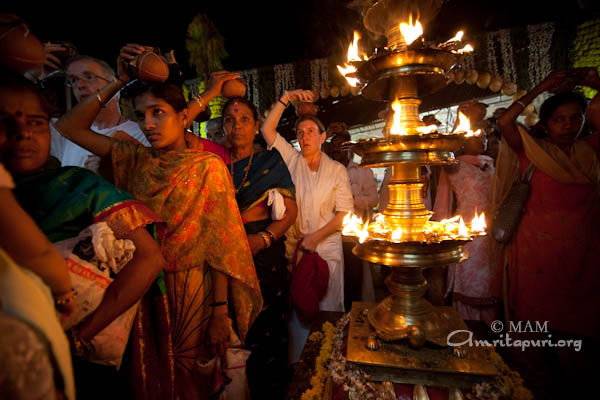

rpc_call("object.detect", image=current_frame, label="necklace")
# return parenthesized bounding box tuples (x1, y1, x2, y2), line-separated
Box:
(230, 148, 254, 193)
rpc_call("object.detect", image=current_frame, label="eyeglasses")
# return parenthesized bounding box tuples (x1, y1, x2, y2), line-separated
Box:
(65, 72, 111, 88)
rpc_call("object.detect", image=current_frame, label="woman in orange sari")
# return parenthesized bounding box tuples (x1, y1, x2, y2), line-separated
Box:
(54, 44, 262, 400)
(493, 68, 600, 399)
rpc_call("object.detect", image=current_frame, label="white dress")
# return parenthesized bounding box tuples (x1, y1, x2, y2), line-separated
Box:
(50, 119, 150, 167)
(269, 133, 353, 363)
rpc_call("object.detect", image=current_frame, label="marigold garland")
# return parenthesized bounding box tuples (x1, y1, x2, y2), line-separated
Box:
(301, 321, 336, 400)
(302, 313, 533, 400)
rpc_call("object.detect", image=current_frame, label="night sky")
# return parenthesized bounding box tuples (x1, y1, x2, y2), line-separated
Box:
(5, 0, 598, 80)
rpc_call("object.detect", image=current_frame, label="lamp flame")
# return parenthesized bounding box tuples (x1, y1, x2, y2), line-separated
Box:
(342, 213, 364, 237)
(453, 111, 481, 137)
(458, 217, 469, 237)
(391, 228, 403, 242)
(347, 31, 362, 62)
(337, 64, 360, 87)
(454, 44, 474, 54)
(358, 224, 369, 244)
(399, 14, 423, 46)
(446, 31, 464, 43)
(471, 212, 487, 233)
(416, 124, 438, 134)
(390, 98, 408, 135)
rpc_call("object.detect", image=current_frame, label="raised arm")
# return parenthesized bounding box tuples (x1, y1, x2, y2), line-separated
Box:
(76, 226, 165, 342)
(185, 71, 240, 128)
(261, 89, 314, 147)
(496, 70, 568, 153)
(54, 44, 143, 158)
(577, 67, 600, 134)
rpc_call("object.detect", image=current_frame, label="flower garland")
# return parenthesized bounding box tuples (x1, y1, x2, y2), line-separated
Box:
(486, 32, 499, 76)
(319, 58, 330, 93)
(328, 314, 379, 399)
(275, 63, 297, 100)
(240, 68, 260, 113)
(499, 29, 517, 84)
(527, 23, 555, 87)
(310, 58, 321, 95)
(302, 312, 533, 400)
(301, 321, 336, 400)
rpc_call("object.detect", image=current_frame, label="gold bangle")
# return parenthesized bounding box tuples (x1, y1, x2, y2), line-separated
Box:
(265, 228, 276, 242)
(515, 100, 527, 109)
(193, 95, 205, 109)
(258, 231, 272, 248)
(54, 289, 76, 306)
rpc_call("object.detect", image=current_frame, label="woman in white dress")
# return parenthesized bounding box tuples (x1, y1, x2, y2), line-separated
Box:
(261, 89, 353, 363)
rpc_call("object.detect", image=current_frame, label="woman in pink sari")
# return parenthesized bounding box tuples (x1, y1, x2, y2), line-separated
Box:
(433, 133, 496, 324)
(493, 68, 600, 399)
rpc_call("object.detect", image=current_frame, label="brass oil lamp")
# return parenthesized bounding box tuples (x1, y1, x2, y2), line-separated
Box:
(338, 0, 496, 387)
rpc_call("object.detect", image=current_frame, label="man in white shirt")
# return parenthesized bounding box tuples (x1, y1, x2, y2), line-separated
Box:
(50, 55, 149, 168)
(327, 131, 379, 309)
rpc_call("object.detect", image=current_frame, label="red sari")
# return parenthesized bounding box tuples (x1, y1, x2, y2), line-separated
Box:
(507, 135, 600, 337)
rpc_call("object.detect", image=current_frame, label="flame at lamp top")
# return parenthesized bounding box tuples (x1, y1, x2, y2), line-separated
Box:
(399, 14, 423, 46)
(347, 31, 363, 62)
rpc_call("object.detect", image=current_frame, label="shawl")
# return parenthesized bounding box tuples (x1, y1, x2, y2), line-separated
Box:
(13, 166, 160, 242)
(110, 140, 262, 340)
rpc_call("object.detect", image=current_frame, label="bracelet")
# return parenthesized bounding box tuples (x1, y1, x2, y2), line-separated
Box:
(515, 100, 527, 109)
(278, 98, 289, 108)
(54, 289, 76, 306)
(193, 95, 205, 109)
(258, 231, 272, 248)
(209, 301, 228, 307)
(264, 228, 276, 243)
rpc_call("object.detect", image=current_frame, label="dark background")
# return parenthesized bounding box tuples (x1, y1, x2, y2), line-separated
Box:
(6, 0, 599, 79)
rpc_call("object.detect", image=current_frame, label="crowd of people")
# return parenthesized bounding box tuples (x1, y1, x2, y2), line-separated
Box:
(1, 15, 599, 400)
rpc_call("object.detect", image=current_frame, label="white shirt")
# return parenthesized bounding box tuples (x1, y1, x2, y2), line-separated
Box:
(50, 119, 150, 168)
(269, 132, 353, 312)
(269, 133, 353, 235)
(346, 160, 378, 219)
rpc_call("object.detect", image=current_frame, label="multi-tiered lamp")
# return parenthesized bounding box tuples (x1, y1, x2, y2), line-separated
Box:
(337, 0, 497, 386)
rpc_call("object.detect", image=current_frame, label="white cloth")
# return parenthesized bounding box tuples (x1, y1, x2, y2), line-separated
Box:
(267, 189, 287, 220)
(346, 160, 379, 219)
(50, 118, 150, 168)
(269, 132, 353, 312)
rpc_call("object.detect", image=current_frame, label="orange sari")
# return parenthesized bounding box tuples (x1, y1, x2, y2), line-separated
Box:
(110, 141, 262, 400)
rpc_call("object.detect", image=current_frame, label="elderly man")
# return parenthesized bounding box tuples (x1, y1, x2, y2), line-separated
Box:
(50, 54, 149, 168)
